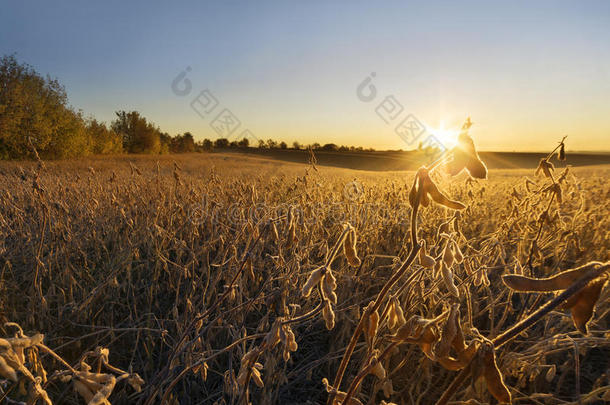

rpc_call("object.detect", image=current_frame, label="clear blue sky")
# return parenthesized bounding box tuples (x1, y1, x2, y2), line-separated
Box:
(1, 0, 609, 151)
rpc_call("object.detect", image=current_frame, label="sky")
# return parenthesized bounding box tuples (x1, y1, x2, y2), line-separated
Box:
(1, 0, 609, 151)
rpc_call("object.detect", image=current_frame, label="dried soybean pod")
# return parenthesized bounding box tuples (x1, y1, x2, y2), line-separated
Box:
(323, 300, 336, 330)
(302, 266, 324, 297)
(482, 344, 511, 404)
(435, 304, 459, 358)
(408, 175, 420, 208)
(344, 228, 361, 267)
(442, 244, 455, 267)
(452, 241, 464, 263)
(364, 304, 380, 344)
(441, 263, 460, 298)
(418, 240, 436, 269)
(387, 296, 407, 332)
(322, 270, 338, 304)
(451, 306, 466, 353)
(558, 142, 566, 161)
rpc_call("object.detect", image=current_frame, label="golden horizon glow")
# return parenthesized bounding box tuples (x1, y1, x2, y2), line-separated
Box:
(425, 121, 459, 150)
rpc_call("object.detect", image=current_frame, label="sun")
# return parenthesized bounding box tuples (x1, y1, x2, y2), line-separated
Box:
(425, 121, 459, 149)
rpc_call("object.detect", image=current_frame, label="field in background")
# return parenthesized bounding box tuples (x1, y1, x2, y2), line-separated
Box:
(0, 153, 609, 404)
(213, 148, 610, 171)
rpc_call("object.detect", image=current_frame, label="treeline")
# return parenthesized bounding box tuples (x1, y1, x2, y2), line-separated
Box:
(201, 138, 376, 152)
(0, 54, 381, 160)
(0, 55, 206, 159)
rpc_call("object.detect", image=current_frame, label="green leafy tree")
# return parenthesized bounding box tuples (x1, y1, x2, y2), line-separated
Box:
(87, 118, 122, 154)
(0, 54, 92, 159)
(111, 111, 162, 154)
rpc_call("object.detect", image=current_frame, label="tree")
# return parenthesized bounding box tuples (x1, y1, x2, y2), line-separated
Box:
(266, 139, 277, 149)
(0, 54, 92, 159)
(111, 111, 162, 154)
(238, 137, 249, 148)
(322, 143, 338, 151)
(201, 138, 213, 151)
(87, 118, 122, 154)
(214, 138, 229, 148)
(181, 132, 195, 152)
(169, 132, 195, 153)
(159, 132, 172, 154)
(292, 141, 301, 150)
(279, 141, 287, 149)
(311, 143, 321, 150)
(258, 140, 266, 148)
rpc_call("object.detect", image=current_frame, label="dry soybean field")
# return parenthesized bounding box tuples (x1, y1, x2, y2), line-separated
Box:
(0, 151, 608, 405)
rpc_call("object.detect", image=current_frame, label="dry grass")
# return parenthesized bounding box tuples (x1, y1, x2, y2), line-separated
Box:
(0, 144, 608, 404)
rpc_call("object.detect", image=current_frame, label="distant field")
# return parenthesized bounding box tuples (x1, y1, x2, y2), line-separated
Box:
(212, 147, 610, 171)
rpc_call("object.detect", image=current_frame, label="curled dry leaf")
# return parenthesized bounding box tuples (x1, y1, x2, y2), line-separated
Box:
(88, 375, 116, 405)
(0, 354, 18, 382)
(445, 119, 488, 179)
(322, 378, 364, 405)
(409, 168, 466, 210)
(503, 262, 608, 334)
(479, 343, 511, 404)
(434, 304, 459, 358)
(563, 276, 607, 334)
(438, 340, 478, 371)
(535, 159, 555, 179)
(391, 316, 440, 360)
(368, 351, 386, 380)
(502, 262, 603, 292)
